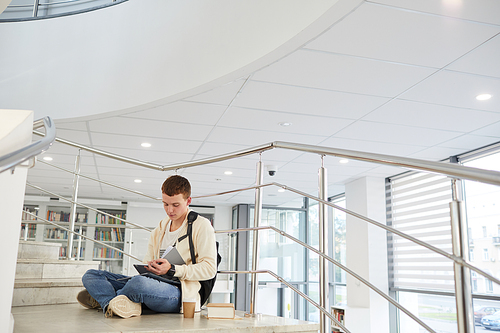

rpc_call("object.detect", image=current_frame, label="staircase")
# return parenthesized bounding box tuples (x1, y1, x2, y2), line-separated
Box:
(13, 241, 99, 307)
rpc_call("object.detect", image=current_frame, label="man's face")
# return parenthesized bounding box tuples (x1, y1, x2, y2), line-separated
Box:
(162, 193, 191, 224)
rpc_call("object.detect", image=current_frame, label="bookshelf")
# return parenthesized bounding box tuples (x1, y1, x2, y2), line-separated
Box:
(331, 306, 346, 332)
(21, 205, 39, 240)
(22, 197, 128, 274)
(91, 209, 127, 274)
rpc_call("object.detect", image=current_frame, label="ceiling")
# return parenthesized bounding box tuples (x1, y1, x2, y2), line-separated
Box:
(25, 0, 500, 208)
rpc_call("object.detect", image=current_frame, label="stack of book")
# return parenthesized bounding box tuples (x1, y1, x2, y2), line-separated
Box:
(206, 303, 235, 319)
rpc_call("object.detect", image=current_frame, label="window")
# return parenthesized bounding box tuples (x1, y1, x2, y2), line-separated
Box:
(387, 172, 453, 292)
(483, 249, 490, 261)
(470, 249, 474, 262)
(483, 226, 488, 238)
(487, 279, 494, 293)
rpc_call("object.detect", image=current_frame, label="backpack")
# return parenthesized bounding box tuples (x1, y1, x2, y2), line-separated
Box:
(177, 211, 222, 305)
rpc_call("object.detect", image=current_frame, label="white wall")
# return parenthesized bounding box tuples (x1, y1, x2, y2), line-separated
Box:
(0, 110, 33, 333)
(345, 177, 389, 333)
(0, 0, 353, 121)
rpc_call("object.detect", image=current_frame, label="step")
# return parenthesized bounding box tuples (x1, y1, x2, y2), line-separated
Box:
(12, 278, 84, 307)
(16, 259, 99, 279)
(18, 241, 61, 260)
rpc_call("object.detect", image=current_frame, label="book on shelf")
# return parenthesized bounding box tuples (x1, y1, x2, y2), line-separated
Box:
(206, 303, 235, 319)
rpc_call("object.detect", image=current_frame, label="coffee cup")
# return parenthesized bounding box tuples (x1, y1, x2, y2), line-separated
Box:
(183, 298, 196, 318)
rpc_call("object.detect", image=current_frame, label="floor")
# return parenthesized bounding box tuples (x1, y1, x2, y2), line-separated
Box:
(11, 303, 319, 333)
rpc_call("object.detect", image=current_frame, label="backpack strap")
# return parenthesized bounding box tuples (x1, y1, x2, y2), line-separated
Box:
(177, 211, 198, 264)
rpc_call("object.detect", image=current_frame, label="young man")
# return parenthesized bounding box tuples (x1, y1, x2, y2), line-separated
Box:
(78, 175, 217, 318)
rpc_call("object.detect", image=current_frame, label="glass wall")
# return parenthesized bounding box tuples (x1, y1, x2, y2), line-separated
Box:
(388, 144, 500, 333)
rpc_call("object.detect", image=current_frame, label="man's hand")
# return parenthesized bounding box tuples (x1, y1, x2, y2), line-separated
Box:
(146, 258, 171, 275)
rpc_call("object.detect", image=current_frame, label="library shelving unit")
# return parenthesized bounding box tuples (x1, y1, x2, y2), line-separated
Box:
(92, 209, 126, 274)
(22, 197, 128, 274)
(21, 205, 39, 240)
(331, 306, 346, 332)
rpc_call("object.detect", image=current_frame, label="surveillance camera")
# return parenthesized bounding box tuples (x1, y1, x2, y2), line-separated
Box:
(266, 165, 278, 177)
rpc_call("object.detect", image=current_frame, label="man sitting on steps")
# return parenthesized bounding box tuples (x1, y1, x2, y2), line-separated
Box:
(77, 175, 217, 318)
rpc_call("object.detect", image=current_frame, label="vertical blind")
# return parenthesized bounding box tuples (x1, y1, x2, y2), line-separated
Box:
(387, 172, 454, 291)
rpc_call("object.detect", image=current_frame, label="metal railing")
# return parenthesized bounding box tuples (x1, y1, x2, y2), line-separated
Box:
(24, 132, 500, 333)
(1, 0, 126, 20)
(0, 117, 55, 174)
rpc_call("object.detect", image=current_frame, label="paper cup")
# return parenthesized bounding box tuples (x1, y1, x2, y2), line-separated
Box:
(183, 299, 196, 318)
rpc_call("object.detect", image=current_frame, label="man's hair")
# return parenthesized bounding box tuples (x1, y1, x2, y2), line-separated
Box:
(161, 175, 191, 199)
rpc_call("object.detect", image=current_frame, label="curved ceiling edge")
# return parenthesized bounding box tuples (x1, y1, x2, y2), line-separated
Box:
(0, 0, 363, 122)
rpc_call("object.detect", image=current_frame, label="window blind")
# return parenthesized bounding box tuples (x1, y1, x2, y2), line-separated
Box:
(387, 172, 454, 291)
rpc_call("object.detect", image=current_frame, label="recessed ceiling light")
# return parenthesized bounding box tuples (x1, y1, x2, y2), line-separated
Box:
(43, 156, 53, 161)
(141, 142, 152, 148)
(339, 159, 349, 164)
(224, 171, 233, 175)
(476, 94, 492, 101)
(278, 122, 292, 127)
(278, 188, 285, 193)
(134, 179, 142, 183)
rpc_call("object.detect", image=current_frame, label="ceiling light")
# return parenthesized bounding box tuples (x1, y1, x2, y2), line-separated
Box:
(278, 122, 292, 127)
(339, 159, 349, 164)
(224, 171, 233, 175)
(476, 94, 492, 101)
(141, 142, 152, 148)
(278, 189, 285, 193)
(134, 179, 142, 183)
(43, 156, 53, 161)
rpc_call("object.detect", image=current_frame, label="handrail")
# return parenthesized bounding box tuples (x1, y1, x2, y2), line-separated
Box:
(218, 270, 350, 333)
(24, 211, 141, 262)
(25, 131, 500, 331)
(216, 226, 437, 333)
(0, 117, 55, 174)
(31, 132, 500, 187)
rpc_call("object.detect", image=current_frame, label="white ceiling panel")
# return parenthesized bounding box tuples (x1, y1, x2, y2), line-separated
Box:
(446, 34, 500, 79)
(252, 49, 437, 97)
(437, 134, 500, 151)
(90, 132, 203, 154)
(88, 117, 214, 140)
(333, 120, 463, 146)
(305, 3, 500, 68)
(372, 0, 500, 25)
(317, 136, 425, 156)
(218, 106, 354, 136)
(408, 146, 468, 160)
(232, 80, 390, 119)
(470, 121, 500, 138)
(206, 126, 328, 146)
(362, 99, 500, 132)
(122, 101, 228, 126)
(184, 78, 247, 105)
(54, 121, 89, 131)
(400, 70, 500, 112)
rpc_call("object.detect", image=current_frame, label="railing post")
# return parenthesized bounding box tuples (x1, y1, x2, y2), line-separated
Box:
(66, 150, 81, 260)
(250, 155, 264, 314)
(318, 155, 329, 333)
(450, 179, 474, 333)
(32, 0, 40, 17)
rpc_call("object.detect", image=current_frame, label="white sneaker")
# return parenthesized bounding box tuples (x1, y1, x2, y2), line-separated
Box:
(105, 295, 141, 319)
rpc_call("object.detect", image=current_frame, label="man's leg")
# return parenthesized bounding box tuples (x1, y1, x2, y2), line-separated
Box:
(82, 269, 128, 311)
(117, 276, 181, 313)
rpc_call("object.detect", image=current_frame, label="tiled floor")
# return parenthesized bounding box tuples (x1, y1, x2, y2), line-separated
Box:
(11, 303, 319, 333)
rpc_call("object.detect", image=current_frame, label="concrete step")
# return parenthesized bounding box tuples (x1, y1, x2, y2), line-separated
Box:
(18, 241, 61, 260)
(12, 278, 84, 307)
(16, 259, 99, 279)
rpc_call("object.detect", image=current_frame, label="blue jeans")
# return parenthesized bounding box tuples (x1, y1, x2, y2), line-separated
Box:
(82, 269, 181, 313)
